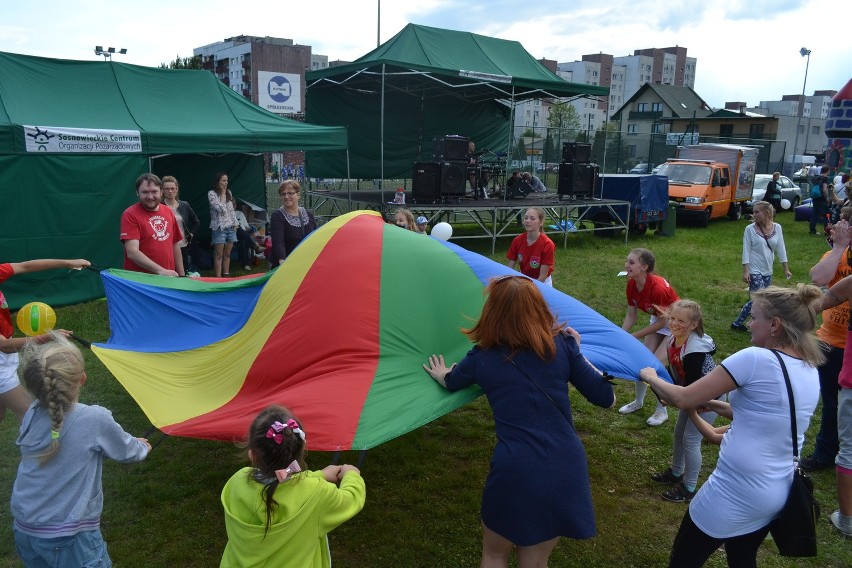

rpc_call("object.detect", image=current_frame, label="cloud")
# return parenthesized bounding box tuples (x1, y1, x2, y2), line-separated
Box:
(724, 0, 803, 19)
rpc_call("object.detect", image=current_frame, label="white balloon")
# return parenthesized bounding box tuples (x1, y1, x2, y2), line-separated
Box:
(431, 222, 453, 241)
(780, 199, 792, 210)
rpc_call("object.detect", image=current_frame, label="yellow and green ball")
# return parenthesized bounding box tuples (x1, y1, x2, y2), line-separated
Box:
(16, 302, 56, 336)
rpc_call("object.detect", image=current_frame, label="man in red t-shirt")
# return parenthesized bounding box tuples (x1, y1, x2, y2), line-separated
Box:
(120, 173, 184, 276)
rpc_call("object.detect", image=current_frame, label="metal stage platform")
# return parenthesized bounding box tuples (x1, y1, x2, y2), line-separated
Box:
(304, 190, 631, 254)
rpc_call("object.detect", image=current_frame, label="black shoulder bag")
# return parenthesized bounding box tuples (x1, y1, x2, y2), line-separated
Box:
(767, 349, 819, 557)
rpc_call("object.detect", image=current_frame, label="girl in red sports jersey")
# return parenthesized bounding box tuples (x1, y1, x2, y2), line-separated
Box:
(619, 248, 680, 426)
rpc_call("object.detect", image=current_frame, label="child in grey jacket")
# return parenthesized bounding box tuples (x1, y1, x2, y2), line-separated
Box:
(11, 334, 151, 567)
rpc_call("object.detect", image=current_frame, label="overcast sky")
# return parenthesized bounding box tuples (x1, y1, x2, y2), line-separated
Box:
(1, 0, 848, 109)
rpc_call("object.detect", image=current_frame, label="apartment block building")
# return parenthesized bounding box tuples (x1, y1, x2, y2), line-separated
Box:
(514, 47, 696, 140)
(194, 35, 328, 117)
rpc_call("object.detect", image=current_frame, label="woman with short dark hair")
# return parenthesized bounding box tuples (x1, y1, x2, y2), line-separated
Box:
(269, 180, 316, 267)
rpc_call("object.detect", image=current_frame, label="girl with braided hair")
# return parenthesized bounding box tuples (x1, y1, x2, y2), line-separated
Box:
(220, 405, 366, 567)
(10, 333, 151, 567)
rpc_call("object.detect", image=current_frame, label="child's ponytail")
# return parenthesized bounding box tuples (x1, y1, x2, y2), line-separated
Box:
(246, 405, 307, 536)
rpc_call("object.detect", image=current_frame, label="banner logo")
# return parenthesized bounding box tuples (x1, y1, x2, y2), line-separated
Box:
(257, 71, 301, 113)
(268, 76, 292, 103)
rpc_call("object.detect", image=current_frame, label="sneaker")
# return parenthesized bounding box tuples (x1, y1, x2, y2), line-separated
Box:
(730, 322, 748, 331)
(662, 483, 696, 503)
(619, 400, 643, 415)
(647, 408, 669, 426)
(651, 468, 683, 484)
(799, 455, 834, 472)
(830, 511, 852, 537)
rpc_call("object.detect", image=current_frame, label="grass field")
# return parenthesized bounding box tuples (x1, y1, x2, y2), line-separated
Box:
(1, 209, 850, 567)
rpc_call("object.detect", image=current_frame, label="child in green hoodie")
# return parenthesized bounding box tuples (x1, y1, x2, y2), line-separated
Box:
(220, 405, 365, 568)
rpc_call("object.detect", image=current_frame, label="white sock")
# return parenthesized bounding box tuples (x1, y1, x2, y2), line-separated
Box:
(634, 381, 648, 405)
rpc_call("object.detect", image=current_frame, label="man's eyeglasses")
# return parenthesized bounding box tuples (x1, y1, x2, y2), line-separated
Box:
(280, 191, 298, 197)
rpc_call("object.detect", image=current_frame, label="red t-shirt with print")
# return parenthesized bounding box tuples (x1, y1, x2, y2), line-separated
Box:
(120, 203, 180, 273)
(506, 233, 555, 279)
(625, 274, 679, 316)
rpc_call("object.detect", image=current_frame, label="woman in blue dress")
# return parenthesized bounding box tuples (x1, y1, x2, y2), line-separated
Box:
(423, 275, 615, 567)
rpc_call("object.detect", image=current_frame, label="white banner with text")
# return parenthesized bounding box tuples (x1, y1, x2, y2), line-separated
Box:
(23, 126, 143, 153)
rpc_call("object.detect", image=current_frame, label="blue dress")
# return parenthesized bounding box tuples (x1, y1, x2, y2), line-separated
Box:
(445, 334, 614, 545)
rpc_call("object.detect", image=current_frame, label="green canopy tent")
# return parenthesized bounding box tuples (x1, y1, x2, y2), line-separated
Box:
(305, 23, 608, 182)
(0, 51, 347, 309)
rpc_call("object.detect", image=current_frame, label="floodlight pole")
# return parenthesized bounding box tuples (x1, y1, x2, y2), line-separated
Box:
(94, 46, 128, 61)
(790, 47, 811, 173)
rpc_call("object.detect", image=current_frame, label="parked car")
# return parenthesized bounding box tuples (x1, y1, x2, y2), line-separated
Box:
(535, 162, 559, 173)
(745, 174, 801, 212)
(629, 162, 651, 173)
(791, 167, 811, 182)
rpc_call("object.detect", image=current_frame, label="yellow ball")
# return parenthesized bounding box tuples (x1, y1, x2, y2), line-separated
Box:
(16, 302, 57, 336)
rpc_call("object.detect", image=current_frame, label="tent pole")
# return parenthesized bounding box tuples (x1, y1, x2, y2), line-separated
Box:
(346, 148, 352, 211)
(380, 63, 386, 203)
(503, 86, 517, 202)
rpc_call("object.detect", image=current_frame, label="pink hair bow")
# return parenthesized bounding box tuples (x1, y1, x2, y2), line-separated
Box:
(274, 460, 302, 482)
(266, 421, 286, 444)
(265, 419, 307, 445)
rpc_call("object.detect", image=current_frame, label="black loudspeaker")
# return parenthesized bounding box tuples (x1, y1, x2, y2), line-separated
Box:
(433, 135, 470, 162)
(440, 162, 468, 196)
(558, 163, 598, 197)
(562, 142, 592, 164)
(507, 180, 533, 199)
(412, 162, 441, 203)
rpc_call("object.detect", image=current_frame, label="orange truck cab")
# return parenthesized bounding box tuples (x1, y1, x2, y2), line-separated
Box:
(658, 144, 759, 227)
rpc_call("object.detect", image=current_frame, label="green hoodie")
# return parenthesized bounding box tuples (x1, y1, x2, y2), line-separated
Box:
(220, 467, 366, 567)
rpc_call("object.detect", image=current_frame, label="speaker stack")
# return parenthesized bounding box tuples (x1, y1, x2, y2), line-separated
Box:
(558, 142, 598, 199)
(432, 135, 469, 162)
(412, 136, 470, 203)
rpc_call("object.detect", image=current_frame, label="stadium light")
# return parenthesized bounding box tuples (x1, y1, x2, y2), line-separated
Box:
(790, 48, 811, 173)
(94, 46, 128, 61)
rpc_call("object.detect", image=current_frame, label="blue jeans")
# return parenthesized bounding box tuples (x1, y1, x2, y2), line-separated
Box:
(14, 528, 112, 568)
(211, 227, 237, 245)
(810, 198, 828, 233)
(811, 344, 843, 465)
(732, 273, 772, 326)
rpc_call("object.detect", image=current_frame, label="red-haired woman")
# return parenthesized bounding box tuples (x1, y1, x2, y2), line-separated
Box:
(423, 275, 615, 568)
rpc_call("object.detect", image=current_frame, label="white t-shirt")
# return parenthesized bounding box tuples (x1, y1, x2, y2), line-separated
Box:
(0, 352, 20, 394)
(834, 176, 849, 201)
(688, 347, 819, 538)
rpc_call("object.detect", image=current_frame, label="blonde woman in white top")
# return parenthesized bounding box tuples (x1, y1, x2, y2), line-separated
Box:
(730, 201, 791, 331)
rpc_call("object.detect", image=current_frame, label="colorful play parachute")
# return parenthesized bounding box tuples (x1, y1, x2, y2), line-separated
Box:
(92, 211, 670, 451)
